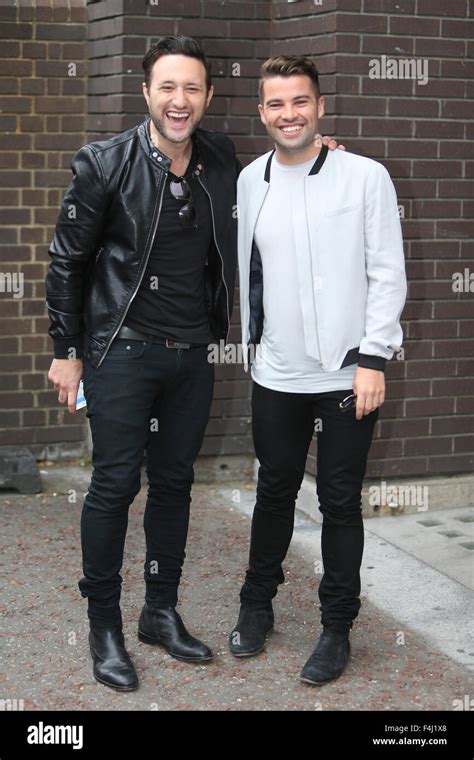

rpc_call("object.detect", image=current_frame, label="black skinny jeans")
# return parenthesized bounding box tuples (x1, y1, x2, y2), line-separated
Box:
(78, 338, 214, 628)
(240, 381, 379, 634)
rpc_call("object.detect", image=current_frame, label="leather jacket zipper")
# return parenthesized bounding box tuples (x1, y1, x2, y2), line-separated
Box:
(196, 173, 231, 346)
(97, 171, 168, 367)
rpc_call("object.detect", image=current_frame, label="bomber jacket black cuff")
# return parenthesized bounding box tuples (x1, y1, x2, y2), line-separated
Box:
(53, 336, 84, 361)
(357, 353, 386, 372)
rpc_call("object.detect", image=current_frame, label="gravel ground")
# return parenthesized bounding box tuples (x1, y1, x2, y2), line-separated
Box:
(0, 465, 471, 711)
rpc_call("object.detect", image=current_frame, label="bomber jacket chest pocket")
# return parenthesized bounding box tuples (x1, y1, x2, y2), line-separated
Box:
(322, 203, 360, 218)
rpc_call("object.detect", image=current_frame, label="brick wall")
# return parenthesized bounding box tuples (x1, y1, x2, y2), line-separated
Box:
(272, 0, 473, 478)
(0, 0, 88, 458)
(85, 0, 273, 457)
(1, 0, 472, 477)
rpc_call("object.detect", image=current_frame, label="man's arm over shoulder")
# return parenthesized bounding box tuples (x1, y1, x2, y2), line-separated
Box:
(45, 145, 109, 360)
(359, 161, 407, 371)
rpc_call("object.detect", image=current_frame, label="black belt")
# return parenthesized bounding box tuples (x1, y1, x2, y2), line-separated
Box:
(116, 325, 192, 349)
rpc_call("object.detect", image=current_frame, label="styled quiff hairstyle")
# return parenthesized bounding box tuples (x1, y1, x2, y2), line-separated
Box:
(142, 35, 212, 92)
(259, 55, 321, 102)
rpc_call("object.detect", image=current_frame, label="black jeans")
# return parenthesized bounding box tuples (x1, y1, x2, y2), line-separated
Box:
(78, 338, 214, 628)
(239, 381, 379, 634)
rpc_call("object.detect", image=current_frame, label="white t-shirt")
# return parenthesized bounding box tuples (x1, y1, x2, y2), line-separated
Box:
(251, 154, 357, 393)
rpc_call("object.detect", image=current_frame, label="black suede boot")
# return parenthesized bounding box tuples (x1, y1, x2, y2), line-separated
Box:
(229, 604, 274, 658)
(300, 628, 350, 685)
(89, 624, 139, 691)
(137, 604, 213, 662)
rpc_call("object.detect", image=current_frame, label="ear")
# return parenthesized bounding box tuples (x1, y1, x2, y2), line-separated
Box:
(258, 103, 266, 125)
(206, 84, 214, 109)
(142, 82, 150, 107)
(317, 95, 325, 120)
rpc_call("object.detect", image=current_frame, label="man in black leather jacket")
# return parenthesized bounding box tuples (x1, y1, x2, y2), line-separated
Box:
(46, 35, 240, 691)
(46, 35, 340, 692)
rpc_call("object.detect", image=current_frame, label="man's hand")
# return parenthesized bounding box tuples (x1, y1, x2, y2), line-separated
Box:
(322, 135, 345, 151)
(48, 358, 83, 415)
(352, 367, 385, 421)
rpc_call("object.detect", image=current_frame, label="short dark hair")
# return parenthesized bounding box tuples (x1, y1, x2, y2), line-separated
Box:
(259, 55, 320, 102)
(142, 35, 212, 91)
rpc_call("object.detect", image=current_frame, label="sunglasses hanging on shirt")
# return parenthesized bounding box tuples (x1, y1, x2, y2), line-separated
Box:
(169, 176, 198, 229)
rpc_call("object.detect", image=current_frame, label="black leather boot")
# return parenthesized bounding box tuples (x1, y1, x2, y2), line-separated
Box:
(300, 628, 350, 685)
(89, 624, 139, 691)
(137, 604, 213, 662)
(229, 605, 274, 657)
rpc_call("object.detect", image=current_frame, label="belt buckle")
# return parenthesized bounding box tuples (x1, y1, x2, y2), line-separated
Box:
(165, 338, 191, 349)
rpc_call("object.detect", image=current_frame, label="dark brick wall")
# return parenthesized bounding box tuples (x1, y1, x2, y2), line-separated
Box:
(0, 0, 88, 458)
(272, 0, 473, 478)
(1, 0, 472, 476)
(85, 0, 273, 456)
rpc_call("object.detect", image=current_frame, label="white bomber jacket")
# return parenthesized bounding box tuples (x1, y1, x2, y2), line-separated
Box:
(238, 144, 408, 373)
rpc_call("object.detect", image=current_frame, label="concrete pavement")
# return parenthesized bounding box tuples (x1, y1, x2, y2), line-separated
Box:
(0, 463, 472, 711)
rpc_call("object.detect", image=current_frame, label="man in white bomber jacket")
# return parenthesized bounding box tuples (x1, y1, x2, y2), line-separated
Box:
(229, 56, 407, 685)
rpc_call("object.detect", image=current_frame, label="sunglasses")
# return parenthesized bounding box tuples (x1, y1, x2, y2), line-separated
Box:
(339, 393, 357, 412)
(169, 177, 198, 229)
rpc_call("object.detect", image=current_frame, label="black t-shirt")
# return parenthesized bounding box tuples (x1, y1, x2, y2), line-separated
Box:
(124, 140, 214, 344)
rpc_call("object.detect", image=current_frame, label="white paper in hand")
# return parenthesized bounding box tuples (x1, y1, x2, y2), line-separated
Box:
(76, 379, 87, 410)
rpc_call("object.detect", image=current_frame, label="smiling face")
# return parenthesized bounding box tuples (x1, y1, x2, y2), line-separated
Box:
(259, 75, 325, 160)
(142, 54, 213, 146)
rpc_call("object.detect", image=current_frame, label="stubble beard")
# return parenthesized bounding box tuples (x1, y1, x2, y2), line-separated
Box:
(271, 124, 319, 154)
(149, 105, 206, 145)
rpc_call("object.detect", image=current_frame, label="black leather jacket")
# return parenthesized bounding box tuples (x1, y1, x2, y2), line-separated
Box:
(45, 116, 239, 368)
